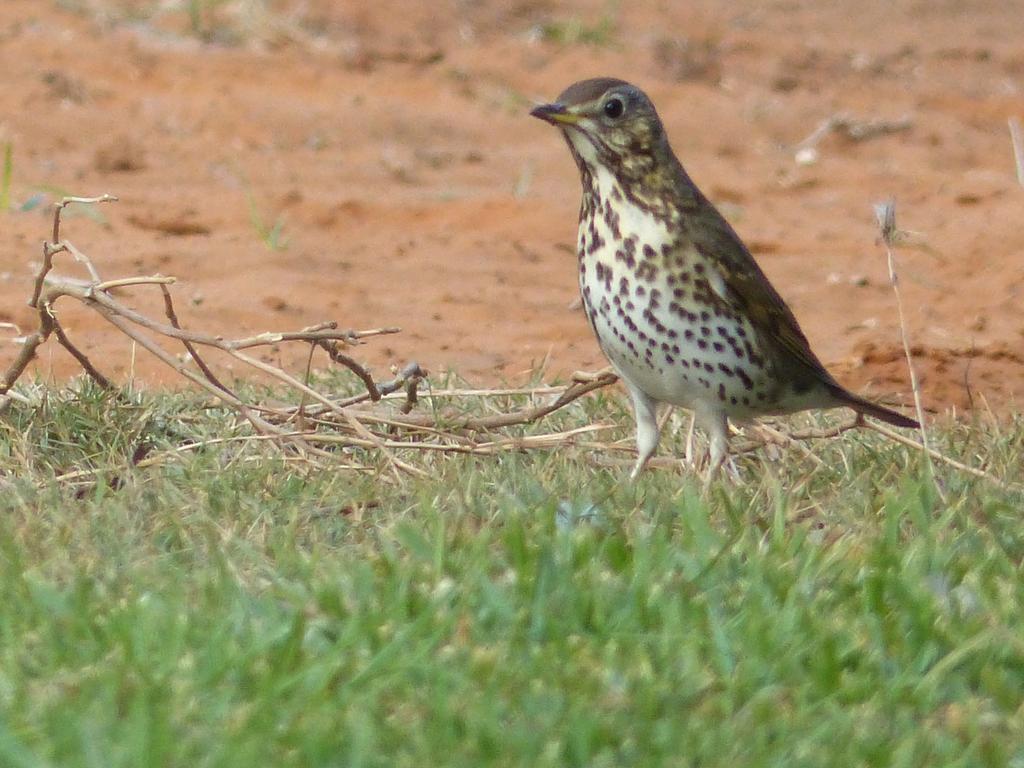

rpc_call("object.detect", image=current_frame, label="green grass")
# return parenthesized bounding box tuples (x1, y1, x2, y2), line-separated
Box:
(540, 14, 618, 47)
(243, 187, 289, 251)
(56, 0, 317, 46)
(1, 378, 1023, 766)
(186, 0, 231, 39)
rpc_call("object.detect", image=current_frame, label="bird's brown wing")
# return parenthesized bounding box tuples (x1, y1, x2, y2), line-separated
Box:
(688, 200, 837, 386)
(681, 192, 918, 427)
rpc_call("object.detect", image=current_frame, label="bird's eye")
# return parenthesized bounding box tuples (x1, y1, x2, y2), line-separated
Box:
(603, 97, 624, 119)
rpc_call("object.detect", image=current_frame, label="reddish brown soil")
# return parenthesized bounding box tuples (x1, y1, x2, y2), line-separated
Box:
(2, 0, 1023, 414)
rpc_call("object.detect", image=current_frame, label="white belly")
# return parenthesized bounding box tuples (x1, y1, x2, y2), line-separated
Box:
(576, 168, 777, 417)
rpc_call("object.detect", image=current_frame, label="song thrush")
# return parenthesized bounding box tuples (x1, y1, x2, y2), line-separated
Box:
(531, 77, 918, 478)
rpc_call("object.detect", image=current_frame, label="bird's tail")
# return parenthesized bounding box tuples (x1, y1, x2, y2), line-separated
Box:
(827, 384, 920, 429)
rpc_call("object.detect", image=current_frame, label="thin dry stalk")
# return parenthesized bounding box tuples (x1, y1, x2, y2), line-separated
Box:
(159, 283, 235, 397)
(873, 200, 943, 498)
(864, 421, 1010, 489)
(1010, 117, 1024, 188)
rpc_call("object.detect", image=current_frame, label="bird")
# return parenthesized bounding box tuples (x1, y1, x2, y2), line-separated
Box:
(530, 77, 918, 480)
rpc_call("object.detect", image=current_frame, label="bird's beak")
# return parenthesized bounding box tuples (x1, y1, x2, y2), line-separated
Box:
(530, 102, 580, 126)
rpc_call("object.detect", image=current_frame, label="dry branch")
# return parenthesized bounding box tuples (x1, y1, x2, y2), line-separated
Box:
(290, 371, 619, 434)
(797, 113, 913, 151)
(1010, 117, 1024, 188)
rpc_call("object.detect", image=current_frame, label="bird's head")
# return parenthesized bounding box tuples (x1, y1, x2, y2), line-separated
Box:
(530, 78, 688, 219)
(530, 78, 668, 176)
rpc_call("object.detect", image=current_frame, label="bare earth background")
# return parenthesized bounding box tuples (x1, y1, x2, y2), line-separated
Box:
(1, 0, 1022, 414)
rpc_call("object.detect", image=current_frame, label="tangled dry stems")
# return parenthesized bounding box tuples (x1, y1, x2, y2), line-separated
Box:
(0, 195, 1008, 488)
(0, 196, 628, 482)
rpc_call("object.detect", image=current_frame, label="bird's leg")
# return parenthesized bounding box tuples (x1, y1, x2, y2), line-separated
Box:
(627, 385, 661, 480)
(698, 409, 730, 489)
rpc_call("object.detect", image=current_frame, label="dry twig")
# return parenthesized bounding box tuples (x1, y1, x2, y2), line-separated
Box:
(864, 421, 1007, 488)
(1010, 117, 1024, 188)
(797, 113, 913, 151)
